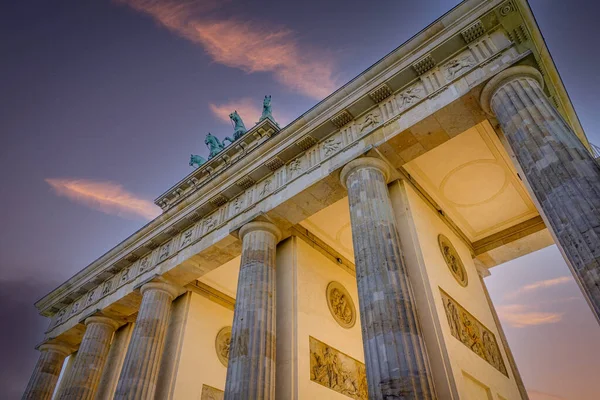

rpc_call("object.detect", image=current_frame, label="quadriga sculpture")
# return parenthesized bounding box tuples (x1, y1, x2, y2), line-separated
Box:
(258, 95, 279, 128)
(189, 154, 206, 168)
(205, 132, 225, 159)
(223, 110, 247, 145)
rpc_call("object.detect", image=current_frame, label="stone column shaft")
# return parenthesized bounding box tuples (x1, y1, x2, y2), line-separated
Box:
(114, 282, 180, 400)
(482, 66, 600, 321)
(96, 322, 135, 400)
(341, 158, 436, 400)
(22, 343, 70, 400)
(56, 316, 118, 400)
(225, 221, 281, 400)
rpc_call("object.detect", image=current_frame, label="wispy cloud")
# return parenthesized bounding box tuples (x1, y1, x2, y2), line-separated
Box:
(496, 304, 563, 328)
(505, 276, 572, 300)
(46, 178, 161, 221)
(117, 0, 338, 99)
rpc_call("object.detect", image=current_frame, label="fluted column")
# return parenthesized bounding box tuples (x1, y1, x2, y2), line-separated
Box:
(56, 316, 119, 400)
(22, 343, 70, 400)
(225, 221, 281, 400)
(114, 282, 180, 400)
(96, 322, 135, 400)
(481, 66, 600, 322)
(340, 157, 436, 400)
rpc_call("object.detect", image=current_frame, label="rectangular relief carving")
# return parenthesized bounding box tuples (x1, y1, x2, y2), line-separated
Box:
(440, 288, 508, 375)
(200, 384, 224, 400)
(309, 336, 368, 400)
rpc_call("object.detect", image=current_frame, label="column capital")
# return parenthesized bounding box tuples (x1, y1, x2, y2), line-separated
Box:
(239, 220, 282, 243)
(38, 342, 72, 357)
(84, 315, 120, 330)
(140, 281, 181, 300)
(480, 65, 544, 115)
(340, 157, 390, 189)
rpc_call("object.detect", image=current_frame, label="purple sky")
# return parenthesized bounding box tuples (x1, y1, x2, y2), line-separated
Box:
(1, 0, 599, 398)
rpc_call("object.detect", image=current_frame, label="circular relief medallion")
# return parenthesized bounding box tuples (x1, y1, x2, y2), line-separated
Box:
(215, 326, 232, 367)
(326, 281, 356, 329)
(438, 234, 468, 287)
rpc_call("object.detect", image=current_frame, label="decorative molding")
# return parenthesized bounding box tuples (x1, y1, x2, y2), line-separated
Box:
(295, 135, 317, 151)
(440, 288, 508, 375)
(236, 176, 255, 190)
(507, 25, 528, 44)
(368, 83, 393, 103)
(461, 20, 485, 43)
(264, 156, 285, 171)
(330, 110, 353, 129)
(209, 194, 228, 208)
(412, 54, 435, 75)
(499, 1, 515, 17)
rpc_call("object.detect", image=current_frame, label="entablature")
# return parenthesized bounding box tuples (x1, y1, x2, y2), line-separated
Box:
(37, 0, 585, 337)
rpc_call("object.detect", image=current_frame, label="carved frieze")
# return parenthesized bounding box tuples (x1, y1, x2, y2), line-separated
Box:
(309, 336, 367, 399)
(180, 228, 194, 249)
(215, 326, 232, 367)
(438, 234, 468, 287)
(440, 289, 507, 375)
(201, 385, 224, 400)
(396, 84, 424, 111)
(443, 51, 477, 81)
(326, 281, 356, 329)
(358, 112, 380, 133)
(158, 242, 171, 262)
(322, 137, 342, 157)
(288, 157, 303, 178)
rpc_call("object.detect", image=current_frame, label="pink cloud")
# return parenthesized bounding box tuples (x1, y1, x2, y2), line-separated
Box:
(496, 304, 563, 328)
(116, 0, 338, 99)
(46, 178, 161, 221)
(505, 276, 572, 300)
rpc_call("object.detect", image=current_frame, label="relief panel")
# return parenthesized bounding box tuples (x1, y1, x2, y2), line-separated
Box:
(200, 384, 224, 400)
(309, 336, 367, 400)
(440, 289, 508, 375)
(326, 281, 356, 329)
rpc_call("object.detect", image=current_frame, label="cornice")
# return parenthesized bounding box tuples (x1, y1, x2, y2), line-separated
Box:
(37, 0, 581, 321)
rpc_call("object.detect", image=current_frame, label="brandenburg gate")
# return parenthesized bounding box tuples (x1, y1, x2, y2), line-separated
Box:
(23, 0, 600, 399)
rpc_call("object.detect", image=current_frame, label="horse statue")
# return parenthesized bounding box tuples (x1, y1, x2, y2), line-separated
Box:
(223, 110, 247, 145)
(189, 154, 206, 168)
(205, 132, 225, 159)
(258, 95, 279, 128)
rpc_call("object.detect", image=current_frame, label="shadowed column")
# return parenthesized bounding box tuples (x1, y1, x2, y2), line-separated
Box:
(22, 343, 71, 400)
(114, 282, 180, 400)
(96, 322, 135, 400)
(225, 221, 281, 400)
(56, 316, 119, 400)
(481, 66, 600, 322)
(340, 157, 436, 400)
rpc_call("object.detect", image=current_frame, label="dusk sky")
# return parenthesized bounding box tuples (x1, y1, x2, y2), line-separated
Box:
(1, 0, 599, 399)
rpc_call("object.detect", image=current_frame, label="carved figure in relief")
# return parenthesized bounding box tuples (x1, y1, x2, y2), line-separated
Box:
(259, 179, 272, 197)
(258, 95, 279, 128)
(440, 289, 508, 375)
(232, 196, 242, 213)
(323, 138, 341, 157)
(327, 282, 356, 329)
(139, 257, 149, 273)
(359, 113, 380, 132)
(439, 235, 468, 286)
(121, 267, 130, 282)
(159, 243, 170, 261)
(189, 154, 206, 168)
(397, 86, 423, 109)
(444, 55, 476, 80)
(181, 229, 193, 248)
(289, 158, 302, 175)
(205, 133, 225, 159)
(205, 216, 217, 231)
(223, 111, 247, 145)
(201, 385, 224, 400)
(215, 326, 232, 367)
(331, 288, 353, 326)
(102, 280, 112, 296)
(56, 309, 65, 325)
(310, 337, 367, 400)
(86, 289, 95, 304)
